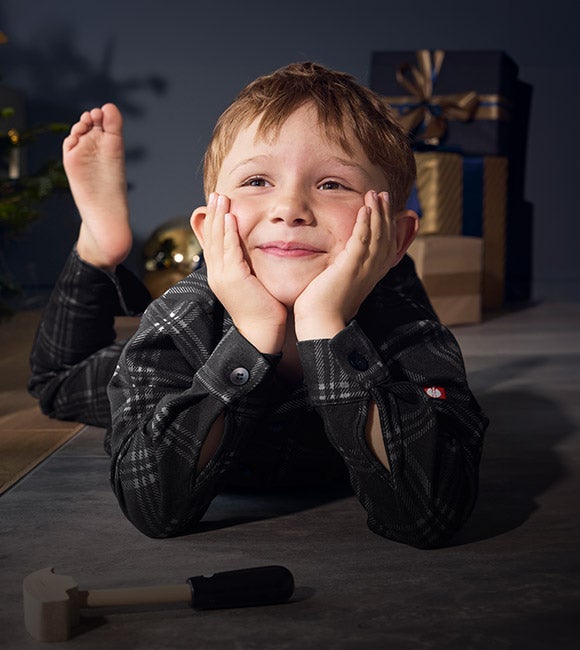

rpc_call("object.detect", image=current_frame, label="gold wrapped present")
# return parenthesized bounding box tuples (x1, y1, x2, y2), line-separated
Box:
(413, 152, 507, 310)
(408, 235, 483, 326)
(415, 152, 463, 235)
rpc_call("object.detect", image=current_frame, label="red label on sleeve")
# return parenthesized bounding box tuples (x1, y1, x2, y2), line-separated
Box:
(423, 386, 447, 399)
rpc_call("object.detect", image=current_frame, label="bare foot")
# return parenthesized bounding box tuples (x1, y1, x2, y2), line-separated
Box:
(63, 103, 132, 270)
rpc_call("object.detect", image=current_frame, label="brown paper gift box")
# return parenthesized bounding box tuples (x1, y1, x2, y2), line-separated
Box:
(408, 235, 483, 326)
(413, 152, 507, 310)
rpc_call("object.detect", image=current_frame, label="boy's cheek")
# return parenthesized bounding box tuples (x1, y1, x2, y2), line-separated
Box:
(226, 197, 254, 226)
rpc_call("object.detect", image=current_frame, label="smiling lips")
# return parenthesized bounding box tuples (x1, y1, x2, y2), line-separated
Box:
(257, 241, 324, 258)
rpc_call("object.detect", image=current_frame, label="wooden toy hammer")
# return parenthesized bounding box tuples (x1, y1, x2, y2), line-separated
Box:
(23, 565, 294, 642)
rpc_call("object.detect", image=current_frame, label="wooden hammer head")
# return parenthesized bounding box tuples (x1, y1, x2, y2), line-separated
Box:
(23, 567, 81, 642)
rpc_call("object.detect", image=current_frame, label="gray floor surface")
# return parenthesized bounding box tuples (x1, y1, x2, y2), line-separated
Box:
(1, 302, 579, 649)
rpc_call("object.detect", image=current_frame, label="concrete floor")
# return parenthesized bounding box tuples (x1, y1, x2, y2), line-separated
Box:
(1, 302, 579, 649)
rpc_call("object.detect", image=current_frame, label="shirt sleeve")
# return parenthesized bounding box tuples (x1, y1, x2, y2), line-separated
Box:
(107, 285, 279, 538)
(297, 319, 488, 549)
(28, 248, 151, 428)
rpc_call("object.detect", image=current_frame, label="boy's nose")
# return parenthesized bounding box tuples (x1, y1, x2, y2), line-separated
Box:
(268, 193, 315, 226)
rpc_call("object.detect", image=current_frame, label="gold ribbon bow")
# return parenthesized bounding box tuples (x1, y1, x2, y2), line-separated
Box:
(389, 50, 479, 146)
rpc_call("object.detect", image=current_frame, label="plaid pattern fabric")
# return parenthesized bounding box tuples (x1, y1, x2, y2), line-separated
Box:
(108, 255, 488, 546)
(28, 249, 151, 429)
(299, 319, 487, 547)
(29, 250, 487, 546)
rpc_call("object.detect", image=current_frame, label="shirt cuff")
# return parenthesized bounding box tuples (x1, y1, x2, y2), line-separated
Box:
(297, 320, 391, 405)
(196, 326, 280, 404)
(70, 246, 151, 316)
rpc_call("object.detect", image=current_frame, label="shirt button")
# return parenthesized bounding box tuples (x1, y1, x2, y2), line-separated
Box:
(229, 367, 250, 385)
(348, 351, 369, 371)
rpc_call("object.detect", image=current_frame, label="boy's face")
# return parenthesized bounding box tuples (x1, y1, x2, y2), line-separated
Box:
(206, 103, 390, 308)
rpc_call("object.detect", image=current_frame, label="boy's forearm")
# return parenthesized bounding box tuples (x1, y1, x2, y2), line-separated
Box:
(364, 401, 390, 470)
(107, 298, 280, 538)
(294, 313, 346, 341)
(297, 320, 487, 547)
(236, 319, 287, 355)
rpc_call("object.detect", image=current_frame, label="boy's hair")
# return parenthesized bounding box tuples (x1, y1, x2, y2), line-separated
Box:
(203, 62, 416, 213)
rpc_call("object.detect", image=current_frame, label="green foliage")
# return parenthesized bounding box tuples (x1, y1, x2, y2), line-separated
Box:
(0, 74, 70, 312)
(1, 122, 70, 234)
(0, 159, 69, 231)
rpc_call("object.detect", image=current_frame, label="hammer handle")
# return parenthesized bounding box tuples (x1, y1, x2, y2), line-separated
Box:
(80, 584, 190, 608)
(79, 566, 294, 610)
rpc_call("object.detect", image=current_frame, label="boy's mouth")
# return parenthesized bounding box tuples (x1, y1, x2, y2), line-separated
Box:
(257, 241, 324, 258)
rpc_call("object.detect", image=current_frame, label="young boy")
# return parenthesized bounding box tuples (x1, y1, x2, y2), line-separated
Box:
(30, 62, 488, 548)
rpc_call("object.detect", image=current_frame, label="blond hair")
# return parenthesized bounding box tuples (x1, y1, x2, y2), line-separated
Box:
(203, 62, 416, 212)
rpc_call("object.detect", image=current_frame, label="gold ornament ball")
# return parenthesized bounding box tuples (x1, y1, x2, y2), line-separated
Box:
(143, 217, 203, 298)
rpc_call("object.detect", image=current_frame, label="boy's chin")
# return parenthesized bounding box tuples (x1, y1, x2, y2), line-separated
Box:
(271, 293, 300, 310)
(262, 283, 304, 310)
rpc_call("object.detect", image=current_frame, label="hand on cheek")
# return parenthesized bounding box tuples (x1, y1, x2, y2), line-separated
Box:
(200, 193, 288, 354)
(294, 190, 400, 341)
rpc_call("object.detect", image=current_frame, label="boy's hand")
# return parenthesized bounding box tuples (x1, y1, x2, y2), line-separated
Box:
(202, 193, 288, 354)
(294, 191, 399, 340)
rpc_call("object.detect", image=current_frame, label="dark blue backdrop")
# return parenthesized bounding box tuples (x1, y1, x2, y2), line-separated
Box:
(1, 0, 578, 302)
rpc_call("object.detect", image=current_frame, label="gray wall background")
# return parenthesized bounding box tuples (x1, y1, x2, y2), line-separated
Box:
(1, 0, 579, 302)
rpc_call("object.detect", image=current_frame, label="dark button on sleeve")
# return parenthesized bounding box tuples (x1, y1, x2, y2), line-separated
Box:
(229, 367, 250, 385)
(348, 351, 369, 371)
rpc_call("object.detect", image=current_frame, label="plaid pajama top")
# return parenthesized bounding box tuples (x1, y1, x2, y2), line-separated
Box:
(106, 255, 488, 548)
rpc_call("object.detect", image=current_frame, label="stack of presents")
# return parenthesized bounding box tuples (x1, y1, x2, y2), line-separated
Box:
(370, 50, 533, 325)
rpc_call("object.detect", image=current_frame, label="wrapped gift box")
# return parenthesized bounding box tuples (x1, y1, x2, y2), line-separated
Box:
(370, 49, 519, 155)
(370, 49, 532, 306)
(408, 235, 483, 326)
(413, 151, 507, 310)
(414, 152, 463, 235)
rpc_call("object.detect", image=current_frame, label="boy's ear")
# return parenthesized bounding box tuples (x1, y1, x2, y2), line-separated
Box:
(393, 209, 419, 265)
(190, 205, 207, 247)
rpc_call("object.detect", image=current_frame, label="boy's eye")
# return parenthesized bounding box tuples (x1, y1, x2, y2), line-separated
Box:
(319, 180, 347, 190)
(242, 176, 269, 187)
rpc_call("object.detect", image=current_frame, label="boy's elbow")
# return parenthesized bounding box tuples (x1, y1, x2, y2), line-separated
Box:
(29, 383, 70, 423)
(28, 374, 81, 423)
(116, 507, 203, 540)
(28, 374, 57, 416)
(135, 523, 178, 540)
(367, 512, 463, 549)
(112, 482, 206, 540)
(367, 490, 477, 549)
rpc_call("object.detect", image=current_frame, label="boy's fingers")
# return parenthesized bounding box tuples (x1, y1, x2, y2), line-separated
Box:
(373, 191, 392, 242)
(223, 213, 244, 263)
(358, 206, 372, 246)
(212, 194, 227, 245)
(333, 207, 371, 280)
(380, 192, 391, 236)
(205, 193, 230, 265)
(344, 206, 370, 254)
(358, 191, 384, 261)
(357, 190, 397, 277)
(381, 191, 391, 217)
(371, 191, 397, 261)
(203, 193, 216, 239)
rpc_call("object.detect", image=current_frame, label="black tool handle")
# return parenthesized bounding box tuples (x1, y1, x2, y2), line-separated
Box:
(187, 565, 294, 610)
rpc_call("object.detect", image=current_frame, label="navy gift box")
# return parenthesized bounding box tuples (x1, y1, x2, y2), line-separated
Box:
(369, 49, 519, 156)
